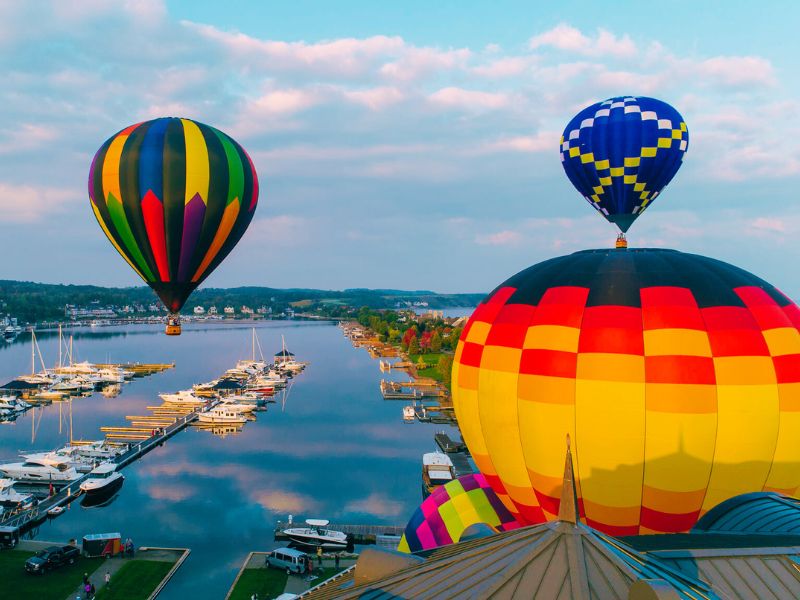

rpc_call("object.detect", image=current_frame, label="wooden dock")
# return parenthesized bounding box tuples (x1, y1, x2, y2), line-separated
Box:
(435, 431, 466, 453)
(380, 380, 422, 400)
(0, 401, 210, 543)
(450, 451, 475, 477)
(274, 521, 404, 546)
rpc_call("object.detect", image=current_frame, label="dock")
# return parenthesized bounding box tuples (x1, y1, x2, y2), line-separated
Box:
(274, 521, 405, 546)
(380, 379, 422, 400)
(435, 431, 466, 453)
(0, 402, 209, 543)
(450, 451, 475, 477)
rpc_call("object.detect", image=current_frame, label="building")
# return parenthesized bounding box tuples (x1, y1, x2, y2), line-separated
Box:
(241, 306, 254, 315)
(208, 306, 218, 315)
(193, 306, 205, 315)
(301, 449, 800, 600)
(223, 306, 235, 315)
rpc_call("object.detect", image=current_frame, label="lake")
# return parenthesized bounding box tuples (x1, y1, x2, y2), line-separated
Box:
(0, 320, 462, 598)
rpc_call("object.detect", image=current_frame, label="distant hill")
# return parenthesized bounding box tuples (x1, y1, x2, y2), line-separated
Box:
(0, 280, 484, 323)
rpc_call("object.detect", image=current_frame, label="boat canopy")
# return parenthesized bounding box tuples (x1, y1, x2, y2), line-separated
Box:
(306, 519, 330, 527)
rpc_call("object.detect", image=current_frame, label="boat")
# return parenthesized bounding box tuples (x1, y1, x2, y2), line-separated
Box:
(403, 405, 416, 422)
(282, 519, 350, 549)
(80, 462, 125, 498)
(224, 392, 266, 406)
(217, 398, 256, 413)
(422, 452, 455, 497)
(47, 506, 65, 517)
(3, 326, 16, 339)
(72, 440, 126, 461)
(32, 390, 65, 402)
(197, 406, 248, 424)
(0, 456, 80, 483)
(0, 478, 34, 508)
(159, 390, 206, 404)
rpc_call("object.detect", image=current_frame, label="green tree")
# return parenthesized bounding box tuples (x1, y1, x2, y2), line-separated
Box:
(430, 331, 442, 353)
(408, 335, 420, 355)
(438, 355, 454, 386)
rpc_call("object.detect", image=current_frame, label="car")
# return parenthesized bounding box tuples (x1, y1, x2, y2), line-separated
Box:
(265, 547, 307, 575)
(25, 545, 80, 574)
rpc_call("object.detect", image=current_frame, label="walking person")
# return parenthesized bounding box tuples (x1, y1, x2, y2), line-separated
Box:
(316, 545, 323, 566)
(104, 570, 111, 589)
(335, 553, 340, 569)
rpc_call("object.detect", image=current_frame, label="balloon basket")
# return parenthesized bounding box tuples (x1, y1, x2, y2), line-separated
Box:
(615, 233, 628, 249)
(165, 314, 181, 336)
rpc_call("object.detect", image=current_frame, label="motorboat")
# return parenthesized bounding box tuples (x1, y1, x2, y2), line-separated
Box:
(159, 390, 206, 405)
(80, 462, 125, 497)
(22, 446, 95, 472)
(51, 379, 84, 394)
(282, 519, 349, 550)
(54, 361, 97, 375)
(403, 405, 415, 422)
(422, 452, 455, 497)
(3, 326, 16, 339)
(0, 396, 29, 412)
(72, 440, 126, 461)
(32, 390, 65, 402)
(0, 478, 34, 508)
(224, 392, 266, 406)
(217, 398, 256, 413)
(0, 456, 80, 483)
(97, 367, 132, 382)
(197, 406, 247, 424)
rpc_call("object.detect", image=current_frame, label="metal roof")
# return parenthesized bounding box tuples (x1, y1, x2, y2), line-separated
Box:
(300, 520, 716, 600)
(693, 492, 800, 536)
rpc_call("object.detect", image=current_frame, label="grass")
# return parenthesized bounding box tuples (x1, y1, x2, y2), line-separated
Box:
(229, 568, 288, 600)
(408, 352, 452, 386)
(0, 549, 104, 600)
(95, 559, 175, 600)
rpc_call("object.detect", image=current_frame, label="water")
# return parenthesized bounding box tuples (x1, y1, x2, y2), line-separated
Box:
(0, 322, 456, 598)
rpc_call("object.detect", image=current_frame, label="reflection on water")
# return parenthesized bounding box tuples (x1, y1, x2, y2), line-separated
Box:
(0, 322, 454, 599)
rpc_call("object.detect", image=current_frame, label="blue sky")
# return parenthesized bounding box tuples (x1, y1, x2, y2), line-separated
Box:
(1, 0, 799, 296)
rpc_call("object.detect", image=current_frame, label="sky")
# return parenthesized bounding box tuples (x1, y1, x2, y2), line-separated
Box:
(1, 0, 800, 296)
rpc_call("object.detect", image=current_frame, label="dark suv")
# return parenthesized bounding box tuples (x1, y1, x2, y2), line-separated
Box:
(25, 545, 80, 574)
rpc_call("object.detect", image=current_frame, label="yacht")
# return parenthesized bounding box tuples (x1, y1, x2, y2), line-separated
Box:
(0, 478, 34, 508)
(197, 406, 247, 424)
(0, 456, 80, 483)
(54, 361, 97, 375)
(32, 390, 65, 402)
(159, 390, 206, 405)
(403, 405, 416, 422)
(217, 398, 257, 413)
(3, 326, 16, 339)
(282, 519, 349, 550)
(79, 462, 124, 497)
(51, 379, 84, 394)
(422, 452, 455, 497)
(224, 392, 266, 406)
(98, 367, 132, 382)
(72, 440, 126, 461)
(0, 396, 29, 412)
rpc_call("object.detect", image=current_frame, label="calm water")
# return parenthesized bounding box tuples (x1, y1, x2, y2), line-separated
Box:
(0, 321, 457, 599)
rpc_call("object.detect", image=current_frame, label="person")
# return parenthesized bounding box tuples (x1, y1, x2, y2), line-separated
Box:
(104, 571, 111, 588)
(316, 545, 323, 565)
(307, 557, 313, 575)
(82, 572, 89, 586)
(335, 553, 340, 569)
(90, 582, 96, 598)
(84, 582, 92, 599)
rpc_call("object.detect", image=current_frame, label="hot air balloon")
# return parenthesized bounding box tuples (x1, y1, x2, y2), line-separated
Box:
(89, 118, 259, 335)
(452, 248, 800, 536)
(398, 473, 521, 553)
(560, 96, 688, 235)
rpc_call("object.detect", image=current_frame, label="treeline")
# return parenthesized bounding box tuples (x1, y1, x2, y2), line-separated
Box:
(0, 280, 483, 324)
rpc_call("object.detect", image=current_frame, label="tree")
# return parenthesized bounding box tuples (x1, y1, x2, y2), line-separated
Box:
(430, 331, 442, 353)
(408, 335, 420, 355)
(438, 355, 454, 386)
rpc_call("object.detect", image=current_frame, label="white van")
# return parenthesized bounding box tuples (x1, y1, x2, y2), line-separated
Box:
(266, 547, 307, 574)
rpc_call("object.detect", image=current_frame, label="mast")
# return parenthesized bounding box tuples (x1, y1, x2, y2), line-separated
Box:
(252, 328, 256, 361)
(69, 336, 73, 367)
(58, 324, 62, 369)
(69, 396, 73, 444)
(31, 330, 35, 375)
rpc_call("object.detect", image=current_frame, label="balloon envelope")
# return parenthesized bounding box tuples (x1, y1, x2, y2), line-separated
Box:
(560, 96, 688, 232)
(398, 473, 521, 553)
(89, 118, 259, 313)
(452, 248, 800, 536)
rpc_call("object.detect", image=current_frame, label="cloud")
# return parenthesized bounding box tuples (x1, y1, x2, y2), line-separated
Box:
(475, 230, 523, 246)
(429, 87, 509, 110)
(529, 24, 636, 58)
(252, 490, 321, 514)
(344, 492, 404, 518)
(342, 86, 405, 110)
(0, 183, 73, 222)
(477, 132, 557, 154)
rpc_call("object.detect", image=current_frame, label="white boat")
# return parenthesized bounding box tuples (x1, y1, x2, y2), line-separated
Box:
(282, 519, 349, 549)
(32, 390, 65, 401)
(51, 379, 84, 393)
(403, 405, 415, 422)
(0, 478, 34, 507)
(3, 326, 16, 339)
(0, 456, 80, 483)
(80, 462, 124, 496)
(159, 390, 206, 404)
(97, 367, 131, 383)
(72, 440, 126, 461)
(224, 392, 266, 405)
(47, 506, 65, 516)
(54, 361, 97, 375)
(197, 406, 247, 424)
(0, 396, 28, 412)
(217, 398, 256, 413)
(422, 452, 455, 496)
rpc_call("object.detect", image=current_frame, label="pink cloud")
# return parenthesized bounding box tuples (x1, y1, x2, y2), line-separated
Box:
(475, 230, 523, 246)
(344, 493, 404, 518)
(428, 87, 509, 110)
(343, 86, 405, 110)
(529, 24, 636, 58)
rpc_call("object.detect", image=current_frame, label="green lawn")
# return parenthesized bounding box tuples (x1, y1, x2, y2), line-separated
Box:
(229, 568, 288, 600)
(409, 353, 452, 386)
(95, 559, 175, 600)
(0, 549, 104, 600)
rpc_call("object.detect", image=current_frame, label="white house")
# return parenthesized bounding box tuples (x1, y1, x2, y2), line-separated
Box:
(193, 306, 205, 315)
(223, 306, 235, 315)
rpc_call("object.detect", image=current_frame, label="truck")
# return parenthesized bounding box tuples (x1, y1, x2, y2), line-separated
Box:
(24, 545, 80, 574)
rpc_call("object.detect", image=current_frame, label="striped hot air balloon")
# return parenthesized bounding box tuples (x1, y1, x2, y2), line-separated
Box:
(452, 248, 800, 536)
(89, 118, 259, 334)
(398, 473, 521, 553)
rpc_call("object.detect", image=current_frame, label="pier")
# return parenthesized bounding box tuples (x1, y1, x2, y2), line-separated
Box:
(0, 402, 210, 543)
